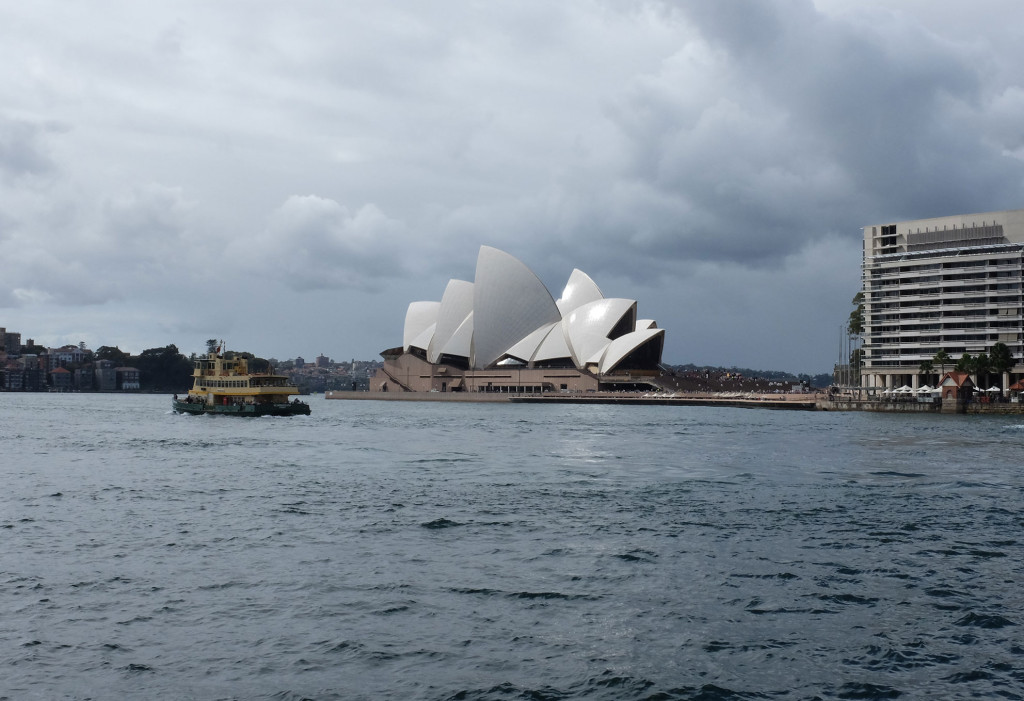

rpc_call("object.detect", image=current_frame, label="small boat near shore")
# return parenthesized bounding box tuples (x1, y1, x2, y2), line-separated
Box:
(172, 347, 311, 417)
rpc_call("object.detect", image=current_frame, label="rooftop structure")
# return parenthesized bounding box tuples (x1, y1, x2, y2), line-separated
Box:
(861, 209, 1024, 391)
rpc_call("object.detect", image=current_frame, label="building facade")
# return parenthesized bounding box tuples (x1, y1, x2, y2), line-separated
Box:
(862, 209, 1024, 390)
(47, 344, 89, 370)
(1, 328, 21, 355)
(94, 359, 118, 391)
(116, 367, 141, 390)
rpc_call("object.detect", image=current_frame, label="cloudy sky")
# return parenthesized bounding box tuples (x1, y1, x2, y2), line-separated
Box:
(3, 0, 1023, 373)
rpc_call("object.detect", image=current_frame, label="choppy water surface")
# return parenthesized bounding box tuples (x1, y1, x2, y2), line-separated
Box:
(1, 394, 1023, 700)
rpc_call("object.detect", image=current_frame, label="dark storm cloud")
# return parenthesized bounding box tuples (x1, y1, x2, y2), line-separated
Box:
(680, 0, 1009, 208)
(547, 0, 1024, 281)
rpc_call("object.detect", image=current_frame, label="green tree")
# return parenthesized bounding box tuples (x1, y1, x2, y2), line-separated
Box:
(918, 359, 934, 383)
(975, 352, 991, 388)
(206, 339, 220, 355)
(990, 342, 1013, 379)
(847, 291, 865, 336)
(955, 352, 974, 374)
(933, 350, 951, 378)
(95, 345, 130, 365)
(133, 345, 193, 391)
(230, 351, 271, 374)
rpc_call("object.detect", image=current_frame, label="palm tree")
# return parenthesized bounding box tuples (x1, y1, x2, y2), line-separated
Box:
(918, 359, 934, 385)
(975, 352, 991, 389)
(933, 350, 951, 379)
(990, 342, 1013, 388)
(955, 352, 975, 374)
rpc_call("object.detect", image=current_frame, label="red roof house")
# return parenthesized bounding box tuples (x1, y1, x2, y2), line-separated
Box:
(939, 371, 975, 400)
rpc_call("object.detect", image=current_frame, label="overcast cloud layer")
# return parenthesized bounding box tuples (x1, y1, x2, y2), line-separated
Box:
(2, 0, 1023, 373)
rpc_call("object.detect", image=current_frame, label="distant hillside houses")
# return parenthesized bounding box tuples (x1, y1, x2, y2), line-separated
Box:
(0, 326, 382, 393)
(0, 329, 141, 392)
(272, 355, 382, 393)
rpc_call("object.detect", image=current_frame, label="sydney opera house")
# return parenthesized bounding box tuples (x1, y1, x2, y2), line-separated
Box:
(370, 246, 667, 394)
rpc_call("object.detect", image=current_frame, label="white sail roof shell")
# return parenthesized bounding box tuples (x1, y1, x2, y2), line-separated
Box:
(531, 323, 573, 363)
(556, 269, 604, 316)
(636, 319, 658, 330)
(504, 322, 557, 363)
(408, 322, 436, 353)
(440, 311, 473, 360)
(471, 246, 560, 369)
(403, 301, 440, 352)
(563, 298, 637, 367)
(428, 279, 474, 363)
(599, 328, 665, 374)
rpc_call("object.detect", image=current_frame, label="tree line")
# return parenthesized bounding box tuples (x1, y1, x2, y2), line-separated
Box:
(89, 343, 269, 392)
(918, 342, 1014, 387)
(91, 344, 194, 391)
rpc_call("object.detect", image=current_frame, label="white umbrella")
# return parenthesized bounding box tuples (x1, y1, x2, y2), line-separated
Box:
(896, 385, 914, 393)
(917, 385, 933, 393)
(986, 386, 1002, 393)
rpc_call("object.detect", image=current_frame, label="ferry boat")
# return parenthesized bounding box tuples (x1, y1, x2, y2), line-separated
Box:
(172, 348, 311, 416)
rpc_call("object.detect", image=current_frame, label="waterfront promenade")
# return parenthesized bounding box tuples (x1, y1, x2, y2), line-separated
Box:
(325, 390, 820, 410)
(325, 389, 1024, 413)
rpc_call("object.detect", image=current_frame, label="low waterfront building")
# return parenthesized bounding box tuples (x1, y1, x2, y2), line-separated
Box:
(115, 367, 140, 391)
(74, 367, 94, 391)
(50, 367, 73, 391)
(94, 360, 118, 391)
(371, 246, 667, 394)
(938, 371, 975, 401)
(862, 209, 1024, 391)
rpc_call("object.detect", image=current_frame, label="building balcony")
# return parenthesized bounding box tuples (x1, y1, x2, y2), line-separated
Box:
(892, 290, 944, 298)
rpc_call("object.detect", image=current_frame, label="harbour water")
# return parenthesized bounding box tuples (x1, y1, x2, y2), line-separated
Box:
(1, 393, 1022, 699)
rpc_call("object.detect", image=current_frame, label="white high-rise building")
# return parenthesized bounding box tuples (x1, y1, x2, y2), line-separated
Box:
(861, 209, 1024, 390)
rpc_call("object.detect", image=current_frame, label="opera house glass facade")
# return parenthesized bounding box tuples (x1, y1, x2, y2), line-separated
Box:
(371, 246, 666, 393)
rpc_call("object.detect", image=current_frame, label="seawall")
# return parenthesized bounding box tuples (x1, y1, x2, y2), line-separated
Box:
(325, 390, 1024, 414)
(816, 397, 1024, 414)
(325, 391, 818, 409)
(817, 399, 939, 412)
